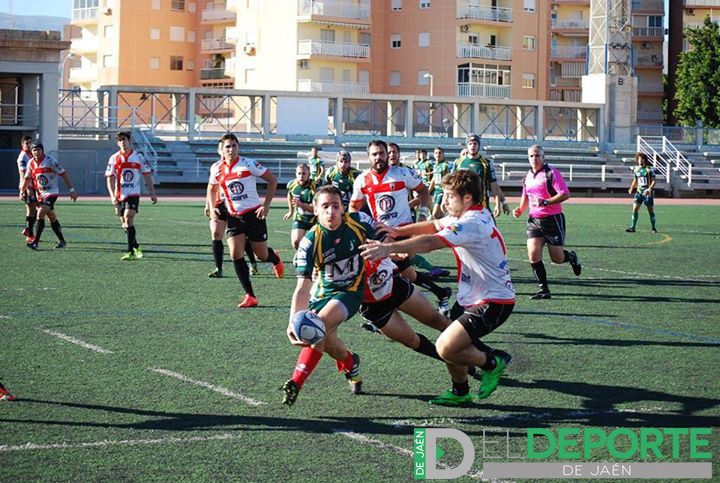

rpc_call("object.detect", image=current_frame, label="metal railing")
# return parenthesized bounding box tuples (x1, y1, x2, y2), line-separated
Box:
(130, 124, 158, 174)
(457, 4, 512, 22)
(499, 162, 607, 182)
(551, 19, 590, 29)
(0, 103, 40, 127)
(201, 38, 233, 51)
(637, 135, 693, 185)
(297, 80, 369, 94)
(297, 40, 370, 58)
(457, 44, 512, 61)
(551, 45, 587, 59)
(633, 27, 664, 37)
(201, 8, 235, 22)
(456, 83, 511, 98)
(72, 7, 98, 21)
(297, 0, 370, 19)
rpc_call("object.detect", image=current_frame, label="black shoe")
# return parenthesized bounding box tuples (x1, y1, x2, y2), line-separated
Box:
(344, 353, 362, 395)
(27, 241, 38, 250)
(568, 251, 581, 276)
(651, 228, 658, 233)
(492, 349, 513, 366)
(208, 268, 223, 278)
(438, 288, 452, 317)
(625, 227, 635, 233)
(54, 241, 66, 249)
(360, 322, 381, 334)
(281, 379, 299, 406)
(530, 290, 551, 300)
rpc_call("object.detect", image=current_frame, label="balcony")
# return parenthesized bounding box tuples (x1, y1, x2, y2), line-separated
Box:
(684, 0, 720, 5)
(551, 19, 590, 30)
(297, 79, 369, 94)
(457, 44, 511, 61)
(298, 40, 370, 59)
(551, 45, 587, 59)
(457, 5, 512, 23)
(456, 83, 510, 98)
(297, 0, 370, 20)
(685, 17, 720, 29)
(69, 66, 98, 82)
(70, 38, 98, 53)
(633, 27, 664, 37)
(201, 8, 235, 23)
(637, 110, 664, 121)
(638, 82, 663, 94)
(72, 7, 98, 22)
(550, 88, 582, 102)
(634, 54, 663, 68)
(201, 38, 234, 52)
(200, 68, 231, 80)
(631, 0, 664, 11)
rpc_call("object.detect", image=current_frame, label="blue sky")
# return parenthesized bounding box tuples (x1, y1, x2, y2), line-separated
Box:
(0, 0, 72, 18)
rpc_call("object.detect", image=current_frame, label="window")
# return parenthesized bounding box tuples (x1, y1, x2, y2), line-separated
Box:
(418, 70, 430, 85)
(187, 30, 195, 42)
(648, 16, 662, 27)
(186, 59, 194, 71)
(151, 0, 160, 10)
(359, 32, 370, 45)
(320, 29, 335, 42)
(391, 0, 402, 11)
(389, 71, 401, 86)
(104, 25, 115, 37)
(419, 0, 430, 8)
(188, 2, 196, 13)
(418, 32, 430, 47)
(170, 26, 185, 42)
(170, 56, 184, 70)
(171, 0, 185, 11)
(489, 35, 496, 46)
(103, 55, 115, 67)
(523, 35, 536, 50)
(342, 69, 351, 82)
(298, 59, 310, 69)
(149, 57, 160, 69)
(468, 34, 479, 45)
(150, 28, 160, 40)
(523, 0, 535, 12)
(523, 73, 536, 88)
(391, 34, 401, 48)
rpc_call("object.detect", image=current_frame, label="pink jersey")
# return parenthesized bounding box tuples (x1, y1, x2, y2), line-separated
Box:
(24, 154, 66, 201)
(351, 165, 422, 227)
(435, 206, 515, 307)
(209, 156, 267, 216)
(522, 164, 569, 218)
(105, 150, 153, 201)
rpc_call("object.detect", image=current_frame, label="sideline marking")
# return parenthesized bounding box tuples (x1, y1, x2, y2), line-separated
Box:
(0, 433, 240, 453)
(335, 430, 485, 480)
(589, 266, 720, 281)
(149, 368, 266, 406)
(40, 329, 114, 354)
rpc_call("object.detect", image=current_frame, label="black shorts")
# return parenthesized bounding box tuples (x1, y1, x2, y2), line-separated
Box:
(213, 202, 229, 222)
(39, 197, 57, 210)
(360, 274, 414, 329)
(226, 209, 268, 242)
(456, 302, 514, 342)
(527, 213, 566, 246)
(118, 196, 140, 215)
(22, 189, 37, 205)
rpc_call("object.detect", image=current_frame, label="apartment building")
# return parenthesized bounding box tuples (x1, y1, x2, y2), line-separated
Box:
(67, 0, 665, 121)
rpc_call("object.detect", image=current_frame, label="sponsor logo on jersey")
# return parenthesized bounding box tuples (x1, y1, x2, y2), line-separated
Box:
(369, 269, 390, 288)
(122, 170, 134, 182)
(37, 175, 49, 187)
(461, 272, 472, 284)
(448, 223, 462, 233)
(377, 195, 395, 212)
(228, 181, 245, 195)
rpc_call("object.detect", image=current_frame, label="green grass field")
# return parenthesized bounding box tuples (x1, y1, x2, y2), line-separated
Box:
(1, 199, 719, 482)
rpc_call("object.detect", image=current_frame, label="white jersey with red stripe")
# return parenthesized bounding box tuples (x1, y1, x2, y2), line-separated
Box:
(435, 206, 515, 307)
(209, 156, 267, 216)
(105, 150, 153, 201)
(24, 154, 66, 201)
(17, 150, 32, 188)
(350, 165, 422, 227)
(362, 257, 397, 304)
(208, 159, 226, 205)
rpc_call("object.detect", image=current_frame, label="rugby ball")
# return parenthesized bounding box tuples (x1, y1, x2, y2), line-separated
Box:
(291, 310, 326, 345)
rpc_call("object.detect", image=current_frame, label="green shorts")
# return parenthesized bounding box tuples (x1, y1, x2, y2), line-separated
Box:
(308, 291, 362, 320)
(433, 191, 444, 206)
(292, 218, 316, 231)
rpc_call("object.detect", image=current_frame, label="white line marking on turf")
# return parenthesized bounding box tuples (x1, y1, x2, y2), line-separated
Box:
(0, 433, 240, 453)
(335, 430, 486, 480)
(40, 329, 114, 354)
(273, 230, 289, 234)
(149, 368, 266, 406)
(0, 315, 10, 319)
(0, 287, 57, 292)
(589, 266, 720, 281)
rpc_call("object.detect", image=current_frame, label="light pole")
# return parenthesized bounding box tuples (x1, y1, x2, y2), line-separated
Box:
(423, 72, 434, 135)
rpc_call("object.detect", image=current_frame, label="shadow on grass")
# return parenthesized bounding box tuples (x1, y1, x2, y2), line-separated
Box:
(498, 331, 720, 349)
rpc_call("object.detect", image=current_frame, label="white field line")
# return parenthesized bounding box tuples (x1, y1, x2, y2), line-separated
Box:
(40, 329, 114, 354)
(0, 433, 240, 453)
(335, 430, 486, 480)
(0, 315, 10, 319)
(0, 287, 57, 292)
(149, 368, 266, 406)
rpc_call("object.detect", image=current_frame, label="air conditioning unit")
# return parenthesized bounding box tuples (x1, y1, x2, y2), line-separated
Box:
(243, 44, 256, 56)
(102, 7, 112, 15)
(460, 25, 470, 33)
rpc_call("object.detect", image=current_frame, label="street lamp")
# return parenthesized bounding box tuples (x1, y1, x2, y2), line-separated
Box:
(423, 72, 434, 135)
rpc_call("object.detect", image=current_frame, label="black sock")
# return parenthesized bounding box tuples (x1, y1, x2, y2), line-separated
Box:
(212, 240, 224, 270)
(127, 226, 137, 252)
(35, 219, 46, 243)
(26, 216, 35, 235)
(50, 221, 65, 242)
(481, 353, 498, 372)
(414, 271, 447, 299)
(452, 380, 470, 396)
(233, 258, 255, 297)
(413, 333, 442, 361)
(245, 244, 257, 265)
(530, 261, 549, 292)
(266, 247, 280, 266)
(562, 250, 571, 263)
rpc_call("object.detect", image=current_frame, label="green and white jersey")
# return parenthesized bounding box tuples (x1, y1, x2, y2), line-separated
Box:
(431, 161, 450, 195)
(324, 166, 361, 210)
(294, 212, 376, 301)
(308, 156, 324, 182)
(415, 159, 435, 187)
(287, 179, 316, 223)
(632, 166, 654, 193)
(452, 155, 497, 207)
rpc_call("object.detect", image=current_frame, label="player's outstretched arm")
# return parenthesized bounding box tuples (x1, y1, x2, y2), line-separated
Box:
(361, 234, 444, 261)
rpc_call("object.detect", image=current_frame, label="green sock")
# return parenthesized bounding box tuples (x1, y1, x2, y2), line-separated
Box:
(650, 214, 656, 229)
(630, 213, 638, 229)
(412, 255, 434, 271)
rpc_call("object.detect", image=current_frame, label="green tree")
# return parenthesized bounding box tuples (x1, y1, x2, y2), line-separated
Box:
(674, 16, 720, 128)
